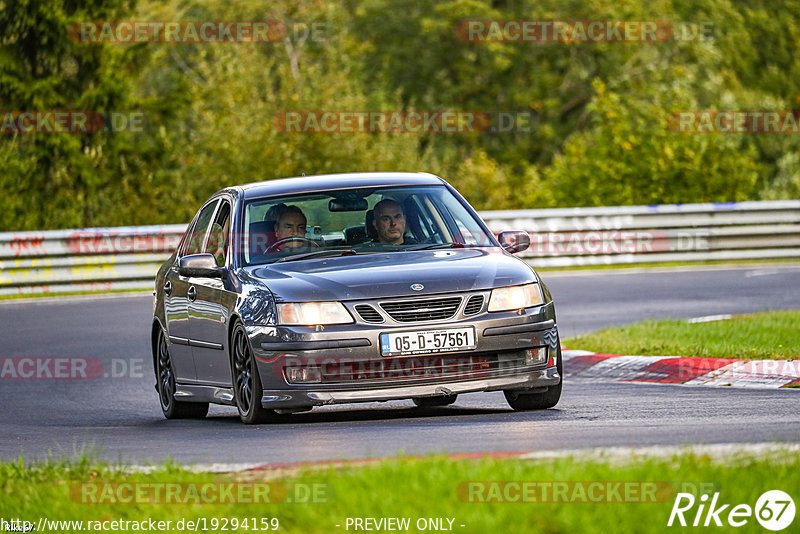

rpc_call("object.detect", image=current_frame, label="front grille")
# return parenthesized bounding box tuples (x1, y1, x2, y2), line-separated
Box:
(464, 295, 484, 316)
(380, 296, 462, 323)
(355, 304, 383, 323)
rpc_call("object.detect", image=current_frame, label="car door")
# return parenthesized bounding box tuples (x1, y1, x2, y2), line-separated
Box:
(188, 198, 236, 386)
(164, 199, 218, 383)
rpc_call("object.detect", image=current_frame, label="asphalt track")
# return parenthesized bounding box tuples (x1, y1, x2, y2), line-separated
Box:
(1, 265, 799, 465)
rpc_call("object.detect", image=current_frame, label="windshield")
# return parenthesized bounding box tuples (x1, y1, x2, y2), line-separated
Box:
(240, 185, 495, 265)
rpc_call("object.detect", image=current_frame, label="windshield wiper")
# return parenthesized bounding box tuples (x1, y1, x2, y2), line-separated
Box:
(277, 249, 359, 263)
(406, 243, 468, 251)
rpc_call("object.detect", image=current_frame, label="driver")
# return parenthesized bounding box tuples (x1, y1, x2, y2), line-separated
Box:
(372, 199, 416, 245)
(274, 205, 307, 249)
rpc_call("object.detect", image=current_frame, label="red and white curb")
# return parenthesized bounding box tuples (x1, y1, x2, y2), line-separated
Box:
(563, 350, 800, 389)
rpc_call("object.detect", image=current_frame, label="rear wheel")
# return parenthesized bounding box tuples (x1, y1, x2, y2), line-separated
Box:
(155, 328, 208, 419)
(231, 321, 275, 424)
(413, 394, 458, 407)
(504, 345, 562, 411)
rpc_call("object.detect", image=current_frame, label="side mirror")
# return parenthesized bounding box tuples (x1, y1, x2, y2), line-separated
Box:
(179, 254, 224, 278)
(497, 231, 531, 254)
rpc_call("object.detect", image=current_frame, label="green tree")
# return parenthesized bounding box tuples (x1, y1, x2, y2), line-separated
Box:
(0, 0, 156, 229)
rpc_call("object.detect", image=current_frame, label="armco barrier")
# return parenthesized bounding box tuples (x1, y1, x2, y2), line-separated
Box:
(482, 200, 800, 267)
(0, 201, 798, 295)
(0, 225, 186, 295)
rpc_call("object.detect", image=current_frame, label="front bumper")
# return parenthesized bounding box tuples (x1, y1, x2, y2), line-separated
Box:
(261, 367, 560, 408)
(247, 301, 560, 409)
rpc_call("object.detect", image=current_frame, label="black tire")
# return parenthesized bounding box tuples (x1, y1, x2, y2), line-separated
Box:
(231, 321, 275, 424)
(413, 394, 458, 407)
(504, 345, 563, 411)
(155, 328, 209, 419)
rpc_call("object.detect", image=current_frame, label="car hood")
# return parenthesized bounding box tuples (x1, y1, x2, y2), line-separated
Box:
(243, 248, 537, 302)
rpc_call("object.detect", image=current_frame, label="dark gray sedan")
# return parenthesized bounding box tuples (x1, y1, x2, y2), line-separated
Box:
(151, 172, 561, 423)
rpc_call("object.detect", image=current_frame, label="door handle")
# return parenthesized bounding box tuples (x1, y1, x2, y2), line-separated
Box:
(163, 281, 172, 297)
(187, 286, 197, 302)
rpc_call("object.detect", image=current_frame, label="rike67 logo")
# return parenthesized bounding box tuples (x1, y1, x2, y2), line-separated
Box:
(668, 490, 795, 530)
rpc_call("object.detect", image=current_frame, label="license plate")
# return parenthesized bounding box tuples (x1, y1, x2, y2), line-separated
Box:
(380, 327, 476, 357)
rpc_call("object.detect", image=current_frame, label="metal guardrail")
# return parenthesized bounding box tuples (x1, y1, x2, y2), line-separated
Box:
(0, 225, 186, 296)
(482, 200, 800, 267)
(1, 201, 798, 295)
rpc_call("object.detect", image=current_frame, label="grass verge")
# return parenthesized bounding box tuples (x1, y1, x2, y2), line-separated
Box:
(2, 451, 798, 533)
(564, 310, 800, 360)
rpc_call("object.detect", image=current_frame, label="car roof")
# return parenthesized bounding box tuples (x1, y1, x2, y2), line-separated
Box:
(235, 172, 446, 199)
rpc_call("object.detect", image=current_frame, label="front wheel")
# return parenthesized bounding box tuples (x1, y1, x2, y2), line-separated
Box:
(504, 345, 562, 411)
(155, 328, 208, 419)
(231, 321, 275, 424)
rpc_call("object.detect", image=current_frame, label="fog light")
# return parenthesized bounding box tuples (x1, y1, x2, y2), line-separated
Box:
(286, 366, 321, 384)
(525, 347, 548, 365)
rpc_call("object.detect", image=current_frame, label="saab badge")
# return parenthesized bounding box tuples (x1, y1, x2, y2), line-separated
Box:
(410, 283, 424, 291)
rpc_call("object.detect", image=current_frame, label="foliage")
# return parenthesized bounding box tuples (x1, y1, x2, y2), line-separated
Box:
(545, 79, 763, 206)
(1, 0, 799, 230)
(3, 451, 800, 534)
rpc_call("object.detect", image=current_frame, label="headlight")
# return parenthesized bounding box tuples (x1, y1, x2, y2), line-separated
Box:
(277, 302, 353, 325)
(487, 283, 544, 312)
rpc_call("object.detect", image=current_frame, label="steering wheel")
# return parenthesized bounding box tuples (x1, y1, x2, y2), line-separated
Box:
(265, 237, 321, 253)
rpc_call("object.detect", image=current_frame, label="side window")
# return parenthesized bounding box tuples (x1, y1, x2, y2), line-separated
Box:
(205, 201, 231, 266)
(184, 200, 219, 256)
